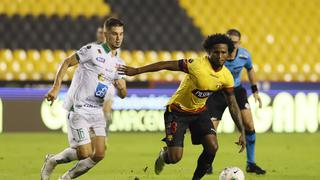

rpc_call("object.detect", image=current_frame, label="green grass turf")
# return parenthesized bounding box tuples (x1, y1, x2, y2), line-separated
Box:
(0, 132, 319, 180)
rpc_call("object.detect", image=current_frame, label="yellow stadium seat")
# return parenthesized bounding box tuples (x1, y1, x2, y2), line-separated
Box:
(96, 4, 111, 17)
(13, 49, 27, 62)
(149, 73, 161, 81)
(17, 2, 31, 16)
(69, 5, 83, 18)
(20, 61, 34, 73)
(158, 51, 172, 60)
(137, 74, 148, 81)
(8, 60, 20, 73)
(131, 50, 145, 66)
(178, 0, 320, 82)
(56, 4, 71, 17)
(308, 73, 319, 82)
(32, 2, 43, 16)
(120, 50, 133, 65)
(144, 51, 158, 63)
(185, 51, 199, 59)
(27, 50, 41, 62)
(171, 51, 185, 60)
(53, 50, 67, 62)
(5, 3, 18, 17)
(42, 3, 56, 17)
(82, 4, 96, 18)
(40, 50, 54, 63)
(4, 72, 14, 81)
(43, 72, 56, 81)
(0, 61, 7, 80)
(164, 72, 175, 82)
(18, 72, 28, 81)
(31, 72, 42, 81)
(34, 60, 47, 73)
(0, 49, 13, 62)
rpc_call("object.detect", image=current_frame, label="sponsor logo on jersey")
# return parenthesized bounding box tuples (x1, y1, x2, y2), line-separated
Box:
(98, 73, 107, 81)
(83, 103, 99, 108)
(166, 134, 173, 141)
(192, 89, 214, 98)
(216, 82, 223, 89)
(96, 57, 105, 63)
(239, 54, 248, 59)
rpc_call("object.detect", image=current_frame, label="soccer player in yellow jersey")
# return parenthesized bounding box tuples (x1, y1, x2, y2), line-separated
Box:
(118, 34, 246, 180)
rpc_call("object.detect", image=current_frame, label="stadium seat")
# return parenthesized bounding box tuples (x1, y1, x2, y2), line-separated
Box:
(171, 51, 185, 60)
(144, 51, 158, 63)
(178, 0, 320, 82)
(1, 0, 111, 18)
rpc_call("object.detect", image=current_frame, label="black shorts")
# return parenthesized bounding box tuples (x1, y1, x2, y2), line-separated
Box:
(162, 107, 216, 147)
(206, 86, 250, 120)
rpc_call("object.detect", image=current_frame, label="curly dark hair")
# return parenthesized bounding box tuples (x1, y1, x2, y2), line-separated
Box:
(203, 33, 234, 54)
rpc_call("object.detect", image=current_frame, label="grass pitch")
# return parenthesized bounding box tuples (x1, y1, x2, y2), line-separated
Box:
(0, 132, 319, 180)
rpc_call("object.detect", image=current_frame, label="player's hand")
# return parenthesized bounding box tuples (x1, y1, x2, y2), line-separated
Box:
(235, 133, 246, 153)
(117, 65, 139, 76)
(253, 92, 262, 108)
(45, 87, 59, 106)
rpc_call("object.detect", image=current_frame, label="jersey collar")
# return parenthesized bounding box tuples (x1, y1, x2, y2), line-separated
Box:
(227, 48, 239, 61)
(206, 56, 223, 72)
(102, 43, 111, 54)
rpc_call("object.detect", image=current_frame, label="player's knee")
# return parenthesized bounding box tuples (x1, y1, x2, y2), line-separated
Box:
(244, 122, 255, 132)
(92, 152, 105, 162)
(206, 142, 219, 154)
(77, 150, 93, 160)
(77, 147, 93, 160)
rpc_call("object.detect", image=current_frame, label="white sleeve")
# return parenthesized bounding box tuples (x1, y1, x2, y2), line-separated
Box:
(115, 58, 126, 80)
(76, 44, 93, 63)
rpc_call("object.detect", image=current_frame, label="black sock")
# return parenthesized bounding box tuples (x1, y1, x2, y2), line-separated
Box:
(192, 150, 215, 180)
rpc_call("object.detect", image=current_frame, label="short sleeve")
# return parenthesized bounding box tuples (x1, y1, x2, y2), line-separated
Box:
(115, 58, 126, 80)
(244, 52, 253, 70)
(178, 58, 197, 75)
(76, 44, 93, 63)
(222, 68, 235, 95)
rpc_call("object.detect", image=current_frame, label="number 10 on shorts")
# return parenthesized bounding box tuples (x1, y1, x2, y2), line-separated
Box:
(76, 128, 86, 142)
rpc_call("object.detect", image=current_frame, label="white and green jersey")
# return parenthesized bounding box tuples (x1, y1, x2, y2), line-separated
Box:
(63, 43, 125, 114)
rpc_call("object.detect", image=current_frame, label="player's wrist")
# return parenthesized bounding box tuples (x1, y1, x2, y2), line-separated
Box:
(251, 84, 258, 93)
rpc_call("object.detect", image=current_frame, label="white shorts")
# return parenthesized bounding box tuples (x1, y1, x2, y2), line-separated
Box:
(66, 111, 106, 148)
(104, 84, 115, 102)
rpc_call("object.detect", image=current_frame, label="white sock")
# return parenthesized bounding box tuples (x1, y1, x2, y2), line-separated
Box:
(53, 148, 78, 164)
(68, 157, 97, 179)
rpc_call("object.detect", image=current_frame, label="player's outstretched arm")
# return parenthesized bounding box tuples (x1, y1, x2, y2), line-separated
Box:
(118, 60, 181, 76)
(114, 79, 126, 99)
(247, 68, 262, 108)
(45, 53, 79, 105)
(223, 90, 246, 153)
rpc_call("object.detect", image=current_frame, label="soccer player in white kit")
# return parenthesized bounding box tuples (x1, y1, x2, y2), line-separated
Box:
(40, 18, 127, 180)
(96, 25, 119, 134)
